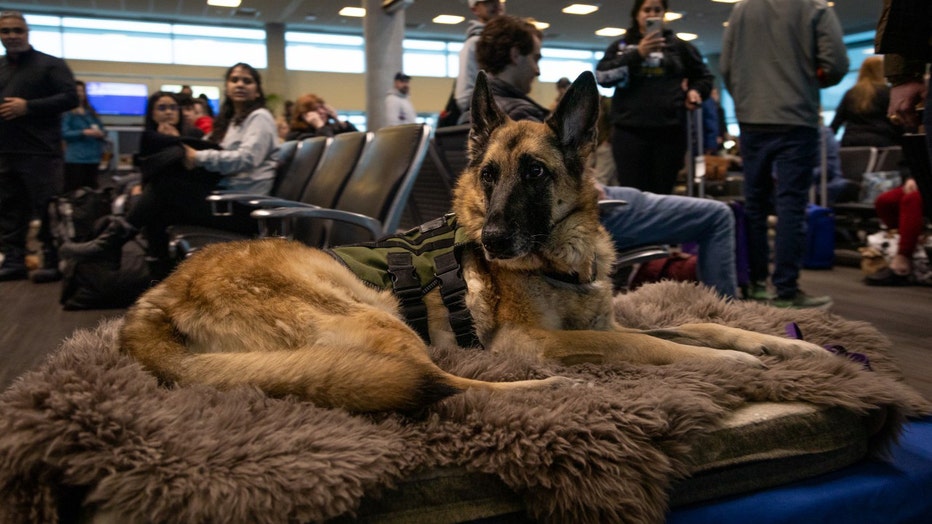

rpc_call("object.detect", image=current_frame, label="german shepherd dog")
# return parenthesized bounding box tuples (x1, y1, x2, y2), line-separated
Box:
(120, 71, 824, 412)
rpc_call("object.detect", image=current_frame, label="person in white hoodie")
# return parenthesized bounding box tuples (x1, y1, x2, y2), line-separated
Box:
(384, 72, 417, 126)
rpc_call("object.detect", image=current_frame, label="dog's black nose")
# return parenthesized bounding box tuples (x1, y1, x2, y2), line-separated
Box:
(481, 226, 518, 259)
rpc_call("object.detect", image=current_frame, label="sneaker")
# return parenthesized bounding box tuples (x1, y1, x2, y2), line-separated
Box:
(746, 281, 775, 301)
(772, 290, 833, 310)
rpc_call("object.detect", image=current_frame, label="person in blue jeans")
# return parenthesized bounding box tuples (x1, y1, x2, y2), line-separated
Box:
(721, 0, 848, 309)
(600, 185, 737, 298)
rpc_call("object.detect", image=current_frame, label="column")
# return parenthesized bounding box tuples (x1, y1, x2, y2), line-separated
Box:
(363, 0, 406, 131)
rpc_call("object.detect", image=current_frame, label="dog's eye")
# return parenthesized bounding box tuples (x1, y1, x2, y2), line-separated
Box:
(480, 166, 495, 184)
(525, 162, 546, 180)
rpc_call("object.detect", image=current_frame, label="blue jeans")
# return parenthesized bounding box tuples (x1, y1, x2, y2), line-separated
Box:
(739, 126, 818, 298)
(601, 186, 737, 298)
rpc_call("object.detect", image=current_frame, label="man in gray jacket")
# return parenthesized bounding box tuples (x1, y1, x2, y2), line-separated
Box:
(721, 0, 848, 308)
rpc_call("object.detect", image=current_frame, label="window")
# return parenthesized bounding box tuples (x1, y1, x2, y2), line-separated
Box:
(285, 33, 365, 73)
(20, 14, 266, 68)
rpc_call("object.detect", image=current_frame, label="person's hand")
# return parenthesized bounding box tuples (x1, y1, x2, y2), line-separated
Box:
(594, 181, 607, 200)
(0, 97, 28, 120)
(182, 144, 197, 170)
(323, 103, 339, 120)
(637, 32, 664, 58)
(303, 111, 325, 129)
(157, 122, 180, 136)
(888, 80, 926, 131)
(903, 178, 918, 194)
(684, 89, 702, 110)
(83, 127, 106, 139)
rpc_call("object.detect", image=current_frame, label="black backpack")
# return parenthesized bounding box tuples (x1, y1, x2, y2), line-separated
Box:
(47, 186, 115, 247)
(437, 83, 461, 128)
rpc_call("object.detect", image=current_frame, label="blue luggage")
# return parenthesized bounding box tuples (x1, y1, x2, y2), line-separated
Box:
(803, 203, 835, 269)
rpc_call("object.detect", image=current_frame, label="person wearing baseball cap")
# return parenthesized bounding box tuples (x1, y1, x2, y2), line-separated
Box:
(385, 72, 416, 126)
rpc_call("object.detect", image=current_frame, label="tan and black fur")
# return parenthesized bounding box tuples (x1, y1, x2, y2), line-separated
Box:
(120, 71, 825, 412)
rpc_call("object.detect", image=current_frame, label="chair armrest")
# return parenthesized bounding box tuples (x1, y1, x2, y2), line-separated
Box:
(615, 245, 671, 268)
(251, 206, 383, 242)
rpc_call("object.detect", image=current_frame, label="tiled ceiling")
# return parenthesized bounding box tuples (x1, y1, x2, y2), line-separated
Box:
(3, 0, 882, 54)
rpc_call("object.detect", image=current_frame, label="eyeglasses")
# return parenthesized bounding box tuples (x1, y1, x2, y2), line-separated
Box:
(156, 104, 179, 111)
(0, 27, 27, 35)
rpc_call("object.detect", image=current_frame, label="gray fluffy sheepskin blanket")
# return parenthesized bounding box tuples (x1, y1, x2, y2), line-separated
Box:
(1, 282, 930, 523)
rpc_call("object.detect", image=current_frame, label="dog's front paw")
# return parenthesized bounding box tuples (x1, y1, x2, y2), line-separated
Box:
(749, 337, 829, 358)
(718, 349, 766, 368)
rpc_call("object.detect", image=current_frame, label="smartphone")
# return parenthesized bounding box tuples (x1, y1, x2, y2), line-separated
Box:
(645, 17, 663, 35)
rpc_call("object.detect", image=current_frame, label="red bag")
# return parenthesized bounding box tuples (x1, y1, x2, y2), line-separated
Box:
(628, 253, 698, 291)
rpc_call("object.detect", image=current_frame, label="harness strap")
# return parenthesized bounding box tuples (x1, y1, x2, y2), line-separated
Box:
(434, 251, 482, 349)
(386, 252, 430, 343)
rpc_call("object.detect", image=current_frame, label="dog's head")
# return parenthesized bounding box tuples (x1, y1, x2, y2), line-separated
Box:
(452, 71, 603, 274)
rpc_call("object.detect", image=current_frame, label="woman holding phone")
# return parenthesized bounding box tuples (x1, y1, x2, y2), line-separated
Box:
(595, 0, 713, 194)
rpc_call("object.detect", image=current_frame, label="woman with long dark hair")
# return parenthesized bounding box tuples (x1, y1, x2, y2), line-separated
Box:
(595, 0, 713, 194)
(61, 63, 279, 278)
(61, 80, 107, 191)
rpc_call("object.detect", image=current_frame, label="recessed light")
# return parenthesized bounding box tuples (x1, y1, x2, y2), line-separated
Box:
(339, 7, 366, 18)
(433, 15, 465, 25)
(677, 32, 698, 41)
(531, 20, 551, 30)
(563, 4, 599, 16)
(595, 27, 626, 37)
(664, 12, 683, 22)
(711, 0, 740, 3)
(207, 0, 241, 7)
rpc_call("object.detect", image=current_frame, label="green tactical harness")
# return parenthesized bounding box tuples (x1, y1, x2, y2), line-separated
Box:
(326, 214, 482, 349)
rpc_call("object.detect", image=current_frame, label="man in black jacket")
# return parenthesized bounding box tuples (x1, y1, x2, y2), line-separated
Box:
(0, 11, 78, 282)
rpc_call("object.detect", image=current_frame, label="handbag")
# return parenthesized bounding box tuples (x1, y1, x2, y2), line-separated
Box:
(628, 252, 698, 291)
(861, 230, 932, 285)
(860, 171, 901, 204)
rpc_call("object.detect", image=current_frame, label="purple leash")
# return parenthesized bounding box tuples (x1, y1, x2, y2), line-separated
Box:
(785, 322, 872, 371)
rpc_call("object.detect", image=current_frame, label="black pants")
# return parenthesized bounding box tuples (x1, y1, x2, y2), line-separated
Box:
(0, 155, 63, 259)
(127, 169, 257, 260)
(611, 125, 687, 195)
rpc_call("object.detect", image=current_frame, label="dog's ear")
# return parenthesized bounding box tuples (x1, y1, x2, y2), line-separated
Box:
(467, 71, 508, 163)
(546, 71, 600, 155)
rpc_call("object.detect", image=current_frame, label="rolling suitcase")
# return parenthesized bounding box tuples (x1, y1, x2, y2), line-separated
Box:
(802, 127, 835, 269)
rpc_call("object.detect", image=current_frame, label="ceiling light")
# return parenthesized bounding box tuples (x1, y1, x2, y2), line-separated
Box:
(563, 4, 599, 16)
(595, 27, 626, 37)
(664, 12, 683, 22)
(339, 7, 366, 18)
(531, 20, 551, 30)
(207, 0, 241, 7)
(711, 0, 740, 3)
(677, 32, 698, 41)
(433, 15, 464, 25)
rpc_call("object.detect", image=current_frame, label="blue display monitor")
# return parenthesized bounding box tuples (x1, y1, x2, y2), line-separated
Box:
(85, 81, 149, 116)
